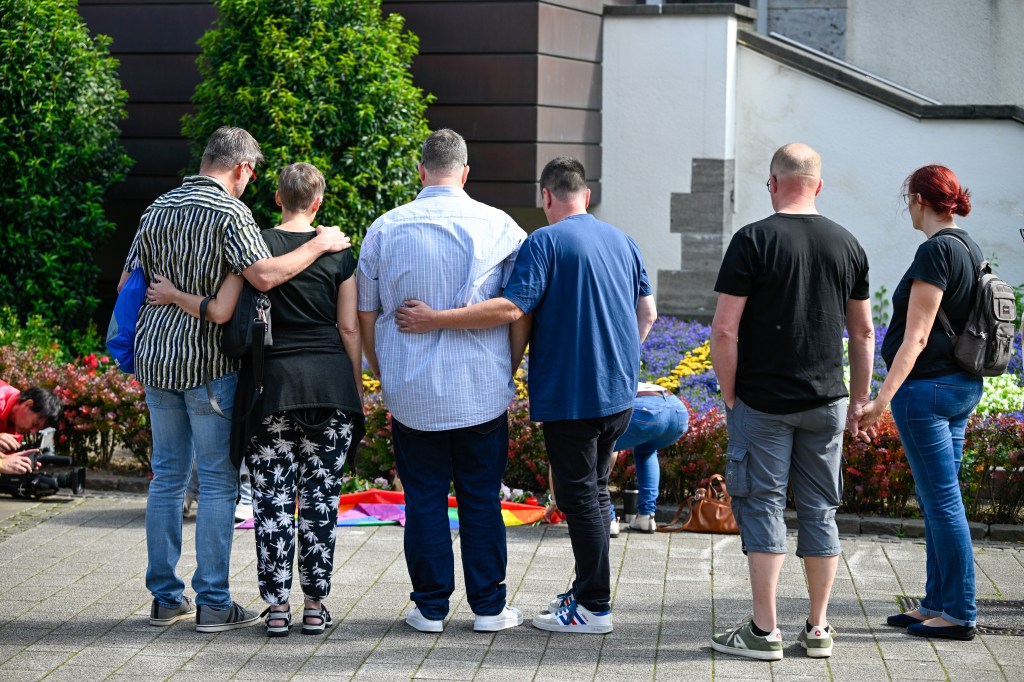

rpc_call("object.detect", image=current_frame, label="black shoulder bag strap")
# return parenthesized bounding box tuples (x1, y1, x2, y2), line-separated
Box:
(935, 232, 981, 343)
(200, 296, 266, 420)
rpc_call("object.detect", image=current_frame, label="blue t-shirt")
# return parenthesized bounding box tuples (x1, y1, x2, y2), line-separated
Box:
(502, 213, 651, 422)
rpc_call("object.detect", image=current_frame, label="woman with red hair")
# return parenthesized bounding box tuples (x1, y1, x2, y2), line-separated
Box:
(852, 165, 983, 641)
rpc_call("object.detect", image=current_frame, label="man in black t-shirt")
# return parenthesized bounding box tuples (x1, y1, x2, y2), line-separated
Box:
(708, 143, 874, 661)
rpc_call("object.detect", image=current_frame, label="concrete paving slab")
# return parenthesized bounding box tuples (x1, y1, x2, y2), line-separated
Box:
(2, 493, 1024, 681)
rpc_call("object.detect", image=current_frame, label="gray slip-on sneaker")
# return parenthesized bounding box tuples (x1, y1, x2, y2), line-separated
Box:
(195, 602, 261, 633)
(150, 595, 195, 626)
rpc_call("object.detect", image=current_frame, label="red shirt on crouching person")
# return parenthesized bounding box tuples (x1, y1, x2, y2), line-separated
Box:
(0, 380, 62, 474)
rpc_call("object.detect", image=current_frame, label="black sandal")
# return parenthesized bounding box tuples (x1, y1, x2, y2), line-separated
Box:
(301, 604, 333, 635)
(262, 606, 291, 637)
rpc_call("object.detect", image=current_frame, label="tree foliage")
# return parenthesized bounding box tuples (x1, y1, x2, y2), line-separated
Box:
(182, 0, 431, 246)
(0, 0, 132, 333)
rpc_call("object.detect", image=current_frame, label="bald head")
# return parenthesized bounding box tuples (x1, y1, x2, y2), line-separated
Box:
(767, 143, 822, 214)
(770, 143, 821, 183)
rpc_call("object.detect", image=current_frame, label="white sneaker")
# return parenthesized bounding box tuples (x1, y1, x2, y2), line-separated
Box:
(628, 514, 656, 533)
(545, 588, 574, 614)
(532, 599, 613, 634)
(609, 518, 620, 538)
(405, 607, 443, 633)
(474, 605, 523, 632)
(234, 502, 252, 522)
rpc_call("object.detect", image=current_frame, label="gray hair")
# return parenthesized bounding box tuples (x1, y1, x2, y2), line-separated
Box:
(277, 163, 325, 212)
(421, 129, 468, 175)
(201, 127, 264, 172)
(539, 156, 587, 200)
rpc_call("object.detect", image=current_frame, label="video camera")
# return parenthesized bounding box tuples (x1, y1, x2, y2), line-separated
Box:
(0, 427, 85, 499)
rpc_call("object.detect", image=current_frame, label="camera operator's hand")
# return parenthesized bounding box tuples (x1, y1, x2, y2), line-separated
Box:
(0, 453, 35, 475)
(0, 432, 21, 454)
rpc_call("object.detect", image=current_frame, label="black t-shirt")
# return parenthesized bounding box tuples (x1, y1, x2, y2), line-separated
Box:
(232, 228, 362, 466)
(262, 229, 355, 327)
(715, 213, 870, 414)
(881, 228, 981, 379)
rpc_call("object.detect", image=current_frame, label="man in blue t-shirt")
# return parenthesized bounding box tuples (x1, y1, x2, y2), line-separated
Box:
(396, 157, 656, 635)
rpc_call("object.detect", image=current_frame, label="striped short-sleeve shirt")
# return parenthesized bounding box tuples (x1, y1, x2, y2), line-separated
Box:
(357, 185, 526, 431)
(124, 175, 271, 390)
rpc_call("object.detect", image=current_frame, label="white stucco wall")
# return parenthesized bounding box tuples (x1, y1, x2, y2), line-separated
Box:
(846, 0, 1024, 105)
(735, 46, 1024, 304)
(594, 13, 739, 298)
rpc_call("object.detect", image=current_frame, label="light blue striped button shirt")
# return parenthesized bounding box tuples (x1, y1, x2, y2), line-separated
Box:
(357, 185, 527, 431)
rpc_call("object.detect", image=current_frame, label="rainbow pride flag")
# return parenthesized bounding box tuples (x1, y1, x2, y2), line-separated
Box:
(235, 488, 545, 529)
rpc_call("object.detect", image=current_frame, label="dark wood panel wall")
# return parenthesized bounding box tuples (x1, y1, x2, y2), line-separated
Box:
(383, 0, 609, 206)
(78, 0, 616, 304)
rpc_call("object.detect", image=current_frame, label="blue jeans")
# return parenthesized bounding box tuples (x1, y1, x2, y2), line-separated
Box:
(185, 460, 252, 506)
(391, 412, 510, 620)
(145, 373, 240, 609)
(614, 394, 689, 515)
(891, 371, 983, 627)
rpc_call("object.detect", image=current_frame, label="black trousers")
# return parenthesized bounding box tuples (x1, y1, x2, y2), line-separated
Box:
(543, 408, 632, 612)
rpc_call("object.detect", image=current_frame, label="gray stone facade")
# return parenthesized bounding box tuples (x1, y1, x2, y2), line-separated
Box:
(767, 0, 847, 59)
(657, 158, 734, 321)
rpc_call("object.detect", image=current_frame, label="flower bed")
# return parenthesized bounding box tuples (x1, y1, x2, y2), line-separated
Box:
(2, 309, 1021, 523)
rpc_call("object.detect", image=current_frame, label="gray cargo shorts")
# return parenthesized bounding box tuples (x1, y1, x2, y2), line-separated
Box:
(724, 397, 845, 557)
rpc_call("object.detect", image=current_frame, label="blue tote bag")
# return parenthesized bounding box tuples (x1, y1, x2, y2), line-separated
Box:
(106, 268, 146, 374)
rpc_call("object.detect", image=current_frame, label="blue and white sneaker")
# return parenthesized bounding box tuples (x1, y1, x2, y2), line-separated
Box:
(545, 588, 574, 614)
(532, 598, 613, 634)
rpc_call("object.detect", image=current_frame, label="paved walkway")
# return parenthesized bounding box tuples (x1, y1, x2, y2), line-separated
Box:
(1, 492, 1022, 681)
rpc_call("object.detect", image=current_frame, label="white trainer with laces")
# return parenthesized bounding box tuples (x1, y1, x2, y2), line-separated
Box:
(532, 599, 613, 634)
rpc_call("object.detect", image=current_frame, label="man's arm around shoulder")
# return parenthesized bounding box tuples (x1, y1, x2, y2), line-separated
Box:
(395, 297, 525, 333)
(243, 226, 351, 292)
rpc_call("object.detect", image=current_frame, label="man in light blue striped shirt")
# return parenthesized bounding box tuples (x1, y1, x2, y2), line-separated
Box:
(358, 129, 529, 634)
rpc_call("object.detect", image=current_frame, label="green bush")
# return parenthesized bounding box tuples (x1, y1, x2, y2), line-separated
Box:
(182, 0, 431, 246)
(0, 0, 131, 332)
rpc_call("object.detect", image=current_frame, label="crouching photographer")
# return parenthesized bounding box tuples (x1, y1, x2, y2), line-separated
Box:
(0, 381, 83, 497)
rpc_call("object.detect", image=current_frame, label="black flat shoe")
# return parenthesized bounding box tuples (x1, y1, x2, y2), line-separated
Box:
(886, 612, 925, 628)
(907, 622, 976, 641)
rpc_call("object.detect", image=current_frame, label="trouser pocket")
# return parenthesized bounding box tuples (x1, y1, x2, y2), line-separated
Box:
(725, 445, 750, 498)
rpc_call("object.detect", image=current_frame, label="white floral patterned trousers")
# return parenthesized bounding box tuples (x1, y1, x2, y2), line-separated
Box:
(246, 409, 354, 605)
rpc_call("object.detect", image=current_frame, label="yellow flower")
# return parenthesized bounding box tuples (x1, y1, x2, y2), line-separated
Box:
(514, 366, 529, 400)
(653, 341, 712, 391)
(362, 372, 381, 394)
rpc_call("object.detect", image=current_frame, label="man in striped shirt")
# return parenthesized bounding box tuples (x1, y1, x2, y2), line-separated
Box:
(120, 127, 349, 632)
(357, 129, 529, 634)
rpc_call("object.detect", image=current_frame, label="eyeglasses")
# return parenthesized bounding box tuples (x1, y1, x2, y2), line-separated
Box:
(239, 161, 257, 182)
(902, 192, 918, 205)
(766, 175, 776, 192)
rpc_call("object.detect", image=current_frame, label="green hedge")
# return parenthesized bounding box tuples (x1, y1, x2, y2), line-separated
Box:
(0, 0, 132, 333)
(183, 0, 431, 246)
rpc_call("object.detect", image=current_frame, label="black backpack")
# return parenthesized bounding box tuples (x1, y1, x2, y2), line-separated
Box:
(936, 233, 1017, 377)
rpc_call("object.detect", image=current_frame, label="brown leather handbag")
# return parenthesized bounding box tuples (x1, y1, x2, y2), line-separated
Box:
(658, 474, 739, 534)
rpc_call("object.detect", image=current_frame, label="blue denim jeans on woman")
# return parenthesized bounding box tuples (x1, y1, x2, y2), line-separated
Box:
(890, 371, 983, 627)
(145, 373, 240, 609)
(614, 394, 689, 515)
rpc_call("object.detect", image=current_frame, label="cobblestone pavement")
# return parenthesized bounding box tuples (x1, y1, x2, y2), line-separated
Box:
(1, 493, 1022, 681)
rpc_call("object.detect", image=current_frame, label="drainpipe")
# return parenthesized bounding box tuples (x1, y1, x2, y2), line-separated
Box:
(756, 0, 768, 34)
